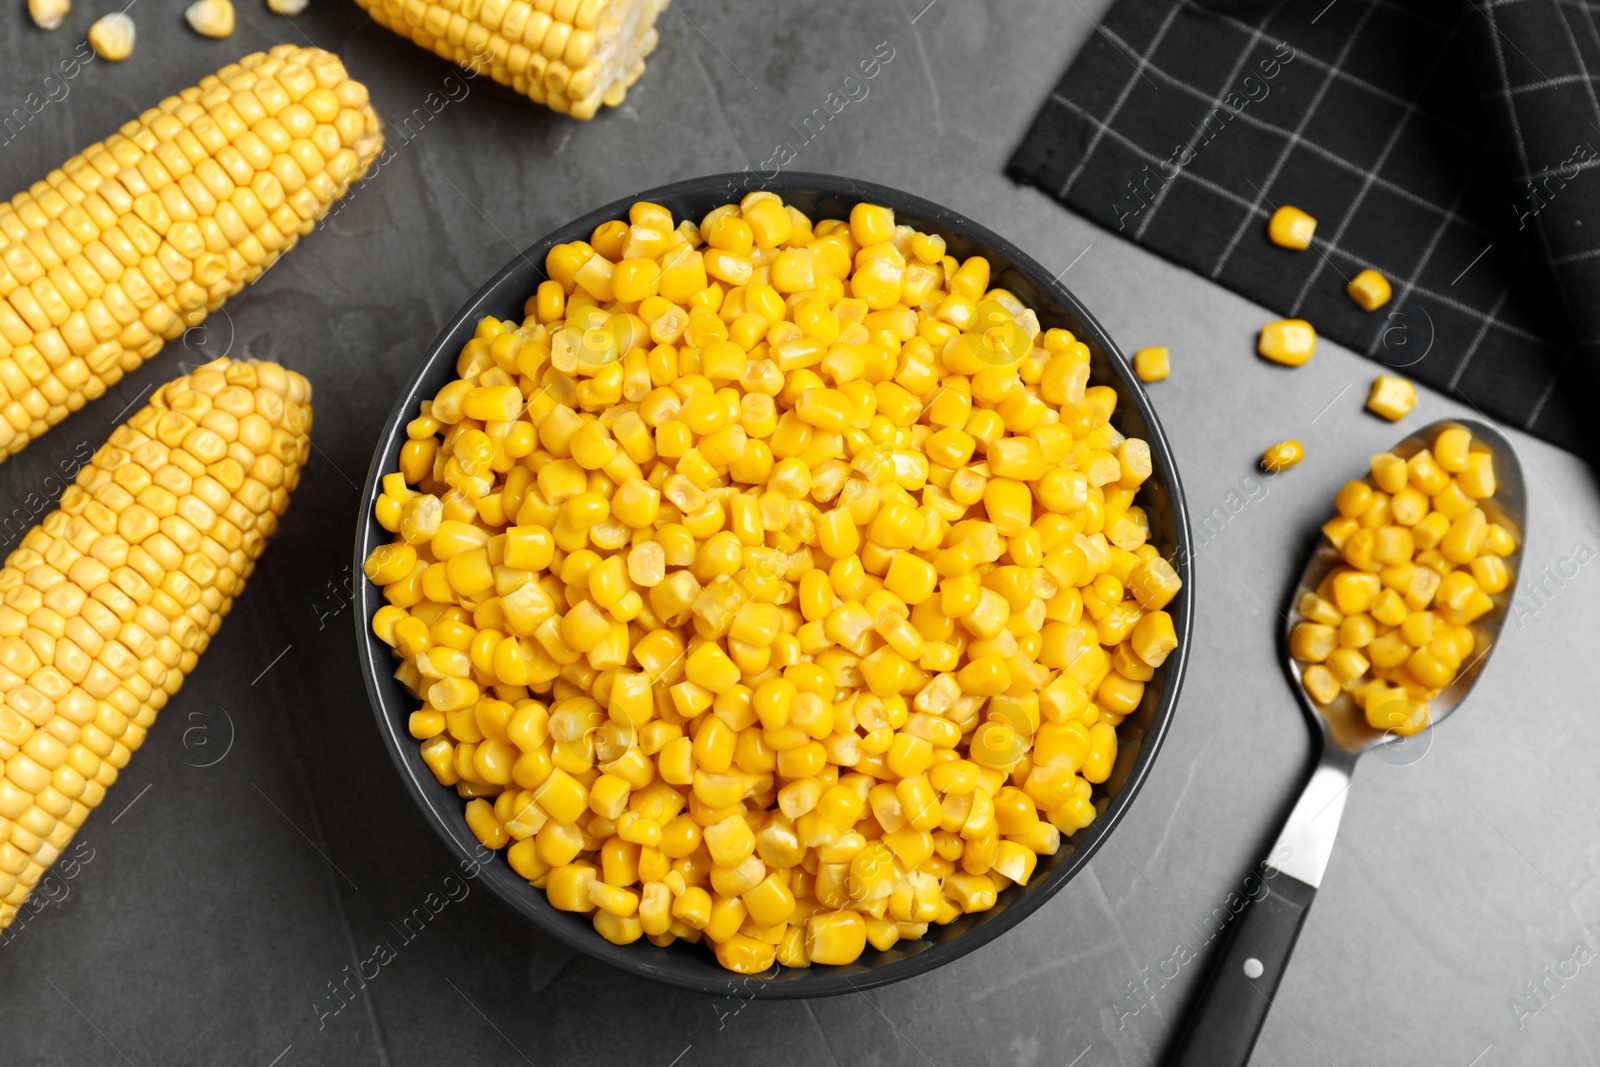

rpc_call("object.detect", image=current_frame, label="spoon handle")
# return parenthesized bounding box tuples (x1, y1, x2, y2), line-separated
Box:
(1163, 869, 1316, 1067)
(1165, 754, 1354, 1067)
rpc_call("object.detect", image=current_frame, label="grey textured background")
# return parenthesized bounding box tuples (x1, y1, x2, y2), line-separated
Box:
(1, 2, 1598, 1065)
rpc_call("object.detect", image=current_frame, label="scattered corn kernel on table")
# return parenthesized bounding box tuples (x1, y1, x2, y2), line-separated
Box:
(3, 2, 1599, 1065)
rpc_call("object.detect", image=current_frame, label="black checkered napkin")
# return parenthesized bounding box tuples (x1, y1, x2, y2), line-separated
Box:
(1008, 0, 1600, 455)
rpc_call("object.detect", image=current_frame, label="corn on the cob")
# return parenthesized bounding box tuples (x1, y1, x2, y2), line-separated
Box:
(0, 45, 378, 463)
(0, 358, 311, 931)
(353, 0, 667, 119)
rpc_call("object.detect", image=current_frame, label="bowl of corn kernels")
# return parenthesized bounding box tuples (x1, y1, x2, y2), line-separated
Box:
(354, 173, 1193, 996)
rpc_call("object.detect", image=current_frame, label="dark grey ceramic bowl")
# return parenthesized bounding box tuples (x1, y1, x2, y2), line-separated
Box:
(354, 173, 1193, 998)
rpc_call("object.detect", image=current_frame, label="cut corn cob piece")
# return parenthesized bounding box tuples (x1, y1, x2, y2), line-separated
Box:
(0, 45, 379, 463)
(352, 0, 668, 120)
(0, 358, 311, 930)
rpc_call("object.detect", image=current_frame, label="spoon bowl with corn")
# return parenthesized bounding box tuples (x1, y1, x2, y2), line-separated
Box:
(1168, 418, 1526, 1067)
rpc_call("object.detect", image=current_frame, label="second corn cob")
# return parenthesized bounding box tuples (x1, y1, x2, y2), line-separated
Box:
(353, 0, 667, 119)
(0, 358, 311, 930)
(0, 44, 379, 463)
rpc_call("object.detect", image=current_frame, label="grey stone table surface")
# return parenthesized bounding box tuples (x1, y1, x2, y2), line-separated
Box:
(1, 1, 1598, 1065)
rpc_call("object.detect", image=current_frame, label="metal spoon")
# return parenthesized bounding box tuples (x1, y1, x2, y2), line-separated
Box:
(1167, 418, 1528, 1067)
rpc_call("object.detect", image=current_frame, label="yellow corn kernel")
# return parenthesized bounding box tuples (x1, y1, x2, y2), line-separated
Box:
(29, 0, 69, 27)
(1258, 320, 1316, 366)
(185, 0, 236, 36)
(1371, 525, 1414, 566)
(983, 479, 1033, 537)
(1388, 487, 1427, 527)
(714, 934, 777, 974)
(893, 773, 942, 831)
(703, 894, 748, 943)
(1410, 511, 1449, 552)
(745, 200, 795, 248)
(1435, 570, 1494, 625)
(594, 910, 644, 946)
(685, 641, 741, 692)
(535, 768, 589, 825)
(1324, 639, 1370, 681)
(1365, 692, 1428, 736)
(1347, 269, 1391, 311)
(1405, 645, 1455, 688)
(1331, 571, 1381, 614)
(1363, 454, 1401, 495)
(1133, 347, 1170, 383)
(958, 654, 1012, 697)
(1335, 612, 1374, 649)
(1290, 596, 1339, 634)
(672, 886, 713, 929)
(805, 909, 867, 965)
(637, 882, 673, 936)
(589, 881, 640, 918)
(1366, 375, 1417, 421)
(849, 203, 896, 247)
(1317, 517, 1358, 552)
(1330, 481, 1369, 519)
(1458, 452, 1496, 499)
(365, 543, 418, 586)
(1120, 556, 1175, 613)
(704, 813, 755, 867)
(1261, 440, 1305, 472)
(883, 553, 938, 605)
(1440, 507, 1486, 565)
(1470, 554, 1509, 594)
(588, 774, 632, 820)
(537, 822, 586, 867)
(1395, 607, 1434, 648)
(742, 873, 796, 927)
(1430, 427, 1470, 473)
(1301, 664, 1341, 704)
(88, 11, 136, 59)
(464, 385, 523, 422)
(547, 864, 598, 912)
(1267, 205, 1316, 250)
(1289, 622, 1337, 663)
(1430, 480, 1474, 521)
(1129, 610, 1177, 668)
(1364, 590, 1403, 630)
